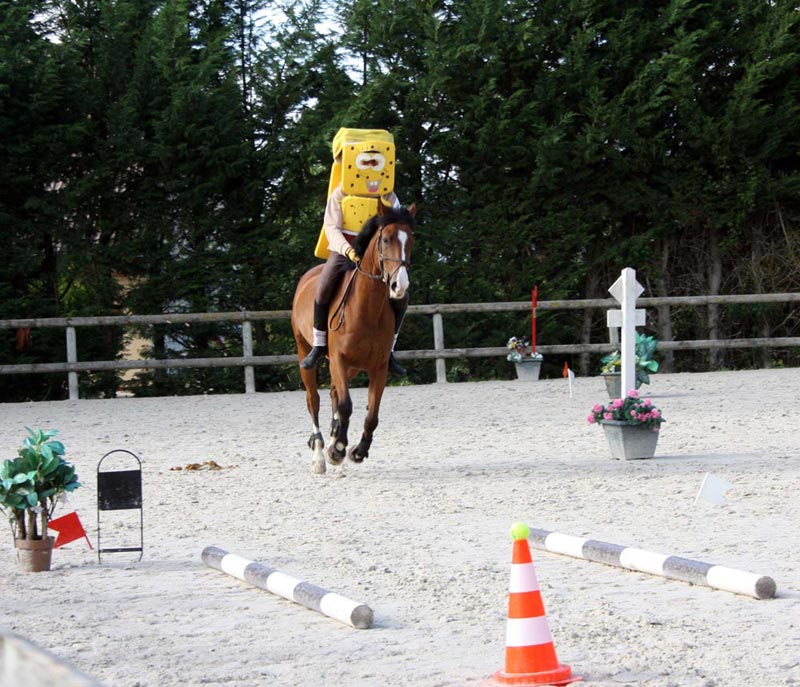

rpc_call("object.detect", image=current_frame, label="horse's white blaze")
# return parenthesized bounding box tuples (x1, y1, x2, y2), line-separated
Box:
(391, 230, 410, 299)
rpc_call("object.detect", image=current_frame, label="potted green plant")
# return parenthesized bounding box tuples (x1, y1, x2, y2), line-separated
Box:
(506, 336, 543, 381)
(600, 332, 660, 398)
(0, 427, 81, 572)
(587, 390, 665, 460)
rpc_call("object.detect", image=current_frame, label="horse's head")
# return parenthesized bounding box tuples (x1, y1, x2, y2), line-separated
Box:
(354, 203, 416, 300)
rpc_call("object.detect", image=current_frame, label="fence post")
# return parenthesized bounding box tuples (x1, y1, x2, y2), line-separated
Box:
(242, 319, 255, 394)
(66, 327, 79, 400)
(433, 313, 447, 383)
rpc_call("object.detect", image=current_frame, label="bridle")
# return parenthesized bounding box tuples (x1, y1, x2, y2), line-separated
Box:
(357, 222, 411, 285)
(331, 220, 411, 332)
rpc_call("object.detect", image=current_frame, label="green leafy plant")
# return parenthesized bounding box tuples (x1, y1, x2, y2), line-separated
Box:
(587, 389, 665, 431)
(600, 332, 660, 385)
(0, 428, 81, 541)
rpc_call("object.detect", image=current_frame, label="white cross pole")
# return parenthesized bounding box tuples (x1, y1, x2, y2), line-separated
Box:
(607, 267, 645, 397)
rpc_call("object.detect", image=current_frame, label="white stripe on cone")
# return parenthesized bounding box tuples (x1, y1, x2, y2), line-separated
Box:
(505, 616, 554, 647)
(509, 563, 541, 593)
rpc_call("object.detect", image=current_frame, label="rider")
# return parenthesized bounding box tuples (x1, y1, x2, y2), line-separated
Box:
(300, 128, 408, 375)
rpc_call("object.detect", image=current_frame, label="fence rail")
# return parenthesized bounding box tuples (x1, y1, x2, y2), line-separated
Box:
(2, 293, 799, 400)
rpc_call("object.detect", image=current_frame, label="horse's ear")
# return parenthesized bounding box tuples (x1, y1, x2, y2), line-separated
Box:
(407, 203, 416, 218)
(378, 200, 389, 216)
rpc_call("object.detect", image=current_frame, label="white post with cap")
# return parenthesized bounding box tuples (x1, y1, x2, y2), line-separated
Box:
(607, 268, 646, 396)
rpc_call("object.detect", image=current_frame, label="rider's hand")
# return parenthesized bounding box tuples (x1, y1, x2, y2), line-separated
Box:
(346, 247, 360, 264)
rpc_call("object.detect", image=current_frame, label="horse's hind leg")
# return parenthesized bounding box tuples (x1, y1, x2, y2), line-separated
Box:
(299, 366, 326, 474)
(348, 368, 388, 463)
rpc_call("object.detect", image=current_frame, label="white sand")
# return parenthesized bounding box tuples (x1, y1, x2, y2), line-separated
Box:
(1, 369, 798, 687)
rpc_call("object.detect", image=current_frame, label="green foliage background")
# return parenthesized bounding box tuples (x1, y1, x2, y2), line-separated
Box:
(2, 0, 799, 399)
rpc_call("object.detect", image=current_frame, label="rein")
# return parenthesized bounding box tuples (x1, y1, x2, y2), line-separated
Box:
(329, 223, 409, 331)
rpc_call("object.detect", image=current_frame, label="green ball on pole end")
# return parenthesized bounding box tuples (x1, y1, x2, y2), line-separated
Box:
(510, 522, 530, 541)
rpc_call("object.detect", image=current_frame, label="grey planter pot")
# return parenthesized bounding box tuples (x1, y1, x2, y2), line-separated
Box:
(513, 357, 542, 381)
(602, 372, 642, 399)
(601, 420, 659, 460)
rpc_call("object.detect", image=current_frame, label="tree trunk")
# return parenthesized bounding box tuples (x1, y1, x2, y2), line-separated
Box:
(579, 270, 601, 376)
(751, 219, 771, 368)
(653, 239, 674, 373)
(26, 508, 38, 539)
(707, 226, 723, 370)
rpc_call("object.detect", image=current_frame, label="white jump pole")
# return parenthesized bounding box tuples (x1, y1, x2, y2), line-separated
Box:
(528, 528, 776, 600)
(201, 545, 374, 628)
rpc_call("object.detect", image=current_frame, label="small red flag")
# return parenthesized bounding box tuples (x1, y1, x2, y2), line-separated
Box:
(48, 511, 93, 549)
(562, 361, 569, 378)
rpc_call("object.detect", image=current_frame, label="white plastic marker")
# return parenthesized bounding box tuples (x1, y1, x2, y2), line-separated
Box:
(201, 545, 374, 628)
(694, 473, 734, 506)
(527, 527, 776, 600)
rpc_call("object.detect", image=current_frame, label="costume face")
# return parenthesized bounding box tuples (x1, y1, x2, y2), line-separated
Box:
(340, 139, 395, 196)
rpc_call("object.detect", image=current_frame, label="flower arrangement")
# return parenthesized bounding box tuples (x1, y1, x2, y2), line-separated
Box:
(506, 336, 543, 363)
(600, 332, 660, 386)
(587, 389, 665, 431)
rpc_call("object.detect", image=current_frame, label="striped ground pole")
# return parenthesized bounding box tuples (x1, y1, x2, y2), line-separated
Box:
(528, 528, 776, 600)
(201, 545, 374, 629)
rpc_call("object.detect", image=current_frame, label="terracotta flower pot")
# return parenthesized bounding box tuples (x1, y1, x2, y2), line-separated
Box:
(15, 535, 55, 573)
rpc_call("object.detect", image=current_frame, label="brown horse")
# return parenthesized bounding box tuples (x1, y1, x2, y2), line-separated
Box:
(291, 203, 416, 473)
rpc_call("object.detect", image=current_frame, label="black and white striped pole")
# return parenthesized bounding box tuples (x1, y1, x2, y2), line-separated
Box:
(528, 528, 776, 600)
(201, 545, 374, 628)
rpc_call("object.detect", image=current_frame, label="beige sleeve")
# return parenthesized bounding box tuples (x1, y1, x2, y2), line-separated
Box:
(323, 186, 351, 256)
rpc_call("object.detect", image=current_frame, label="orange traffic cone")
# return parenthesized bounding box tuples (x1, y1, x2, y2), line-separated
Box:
(489, 522, 582, 686)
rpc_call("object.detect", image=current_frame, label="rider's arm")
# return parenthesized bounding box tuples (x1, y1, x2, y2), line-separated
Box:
(323, 186, 351, 257)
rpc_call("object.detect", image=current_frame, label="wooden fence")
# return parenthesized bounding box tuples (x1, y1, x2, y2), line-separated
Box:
(1, 293, 799, 400)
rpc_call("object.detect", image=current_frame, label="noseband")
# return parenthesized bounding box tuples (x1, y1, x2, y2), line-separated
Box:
(358, 223, 411, 285)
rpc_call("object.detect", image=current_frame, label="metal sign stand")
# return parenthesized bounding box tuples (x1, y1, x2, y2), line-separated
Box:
(96, 449, 143, 563)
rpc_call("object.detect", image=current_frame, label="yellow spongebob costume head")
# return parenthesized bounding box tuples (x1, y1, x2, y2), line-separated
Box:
(314, 128, 396, 259)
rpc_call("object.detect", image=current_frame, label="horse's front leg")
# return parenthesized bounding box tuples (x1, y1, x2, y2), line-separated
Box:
(348, 367, 388, 463)
(327, 374, 352, 465)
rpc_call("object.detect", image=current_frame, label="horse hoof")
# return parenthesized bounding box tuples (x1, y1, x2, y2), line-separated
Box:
(312, 458, 326, 474)
(327, 446, 345, 465)
(347, 446, 367, 463)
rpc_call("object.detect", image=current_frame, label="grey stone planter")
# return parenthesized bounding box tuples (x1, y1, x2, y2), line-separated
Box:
(601, 420, 659, 460)
(513, 356, 543, 381)
(602, 372, 642, 399)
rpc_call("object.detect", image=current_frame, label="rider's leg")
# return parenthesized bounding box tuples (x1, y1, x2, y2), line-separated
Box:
(388, 293, 409, 376)
(300, 254, 348, 369)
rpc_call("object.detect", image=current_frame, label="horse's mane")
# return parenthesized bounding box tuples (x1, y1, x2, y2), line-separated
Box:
(352, 206, 416, 258)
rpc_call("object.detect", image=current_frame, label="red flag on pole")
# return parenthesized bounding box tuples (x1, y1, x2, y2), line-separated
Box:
(48, 511, 93, 549)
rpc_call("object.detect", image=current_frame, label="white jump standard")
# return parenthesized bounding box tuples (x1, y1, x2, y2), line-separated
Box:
(528, 528, 776, 600)
(201, 546, 374, 628)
